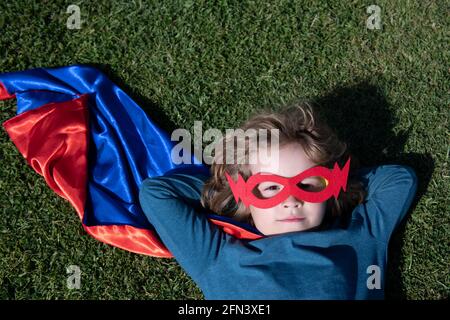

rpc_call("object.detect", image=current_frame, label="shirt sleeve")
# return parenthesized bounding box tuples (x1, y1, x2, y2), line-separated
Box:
(355, 164, 418, 243)
(138, 171, 229, 281)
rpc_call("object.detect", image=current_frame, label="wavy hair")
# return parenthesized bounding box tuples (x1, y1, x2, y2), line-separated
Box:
(200, 101, 367, 229)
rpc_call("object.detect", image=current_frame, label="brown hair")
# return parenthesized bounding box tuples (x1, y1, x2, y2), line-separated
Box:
(200, 101, 367, 229)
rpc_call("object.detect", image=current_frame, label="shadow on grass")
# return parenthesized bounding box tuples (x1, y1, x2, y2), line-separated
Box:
(88, 64, 433, 299)
(308, 81, 434, 299)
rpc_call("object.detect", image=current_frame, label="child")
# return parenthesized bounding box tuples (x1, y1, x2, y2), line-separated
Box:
(139, 102, 418, 299)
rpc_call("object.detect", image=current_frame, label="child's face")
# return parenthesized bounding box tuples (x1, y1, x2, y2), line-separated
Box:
(248, 143, 327, 235)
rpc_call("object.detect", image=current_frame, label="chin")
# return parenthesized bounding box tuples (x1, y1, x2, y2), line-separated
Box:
(279, 221, 321, 234)
(285, 225, 310, 233)
(264, 223, 311, 235)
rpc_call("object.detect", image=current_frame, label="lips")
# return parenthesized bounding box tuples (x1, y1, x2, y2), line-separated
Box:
(278, 216, 306, 222)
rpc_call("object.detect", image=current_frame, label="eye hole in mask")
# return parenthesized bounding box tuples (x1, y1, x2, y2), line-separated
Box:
(251, 176, 329, 199)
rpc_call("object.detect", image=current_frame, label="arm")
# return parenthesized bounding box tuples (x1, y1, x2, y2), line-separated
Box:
(138, 171, 228, 281)
(355, 164, 418, 242)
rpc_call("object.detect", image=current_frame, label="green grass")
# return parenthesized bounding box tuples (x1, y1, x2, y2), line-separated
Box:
(0, 0, 448, 299)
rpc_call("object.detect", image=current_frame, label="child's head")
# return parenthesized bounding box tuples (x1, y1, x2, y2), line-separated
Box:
(245, 142, 328, 235)
(201, 101, 366, 235)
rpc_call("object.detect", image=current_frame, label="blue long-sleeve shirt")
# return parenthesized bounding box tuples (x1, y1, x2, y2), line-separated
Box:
(138, 164, 418, 299)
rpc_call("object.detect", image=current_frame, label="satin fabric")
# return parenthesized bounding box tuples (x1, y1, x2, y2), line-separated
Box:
(0, 65, 262, 257)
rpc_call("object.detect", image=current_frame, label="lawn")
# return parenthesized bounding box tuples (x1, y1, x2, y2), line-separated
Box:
(0, 0, 448, 299)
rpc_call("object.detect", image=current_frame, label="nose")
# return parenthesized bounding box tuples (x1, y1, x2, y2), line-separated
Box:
(282, 195, 303, 208)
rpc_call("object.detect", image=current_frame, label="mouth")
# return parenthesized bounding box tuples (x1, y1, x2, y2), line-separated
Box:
(277, 217, 306, 223)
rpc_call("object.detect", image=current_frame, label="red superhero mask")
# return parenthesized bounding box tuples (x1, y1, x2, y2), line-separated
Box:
(225, 157, 351, 209)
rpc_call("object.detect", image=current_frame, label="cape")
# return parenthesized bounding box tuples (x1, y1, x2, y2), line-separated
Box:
(0, 64, 263, 258)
